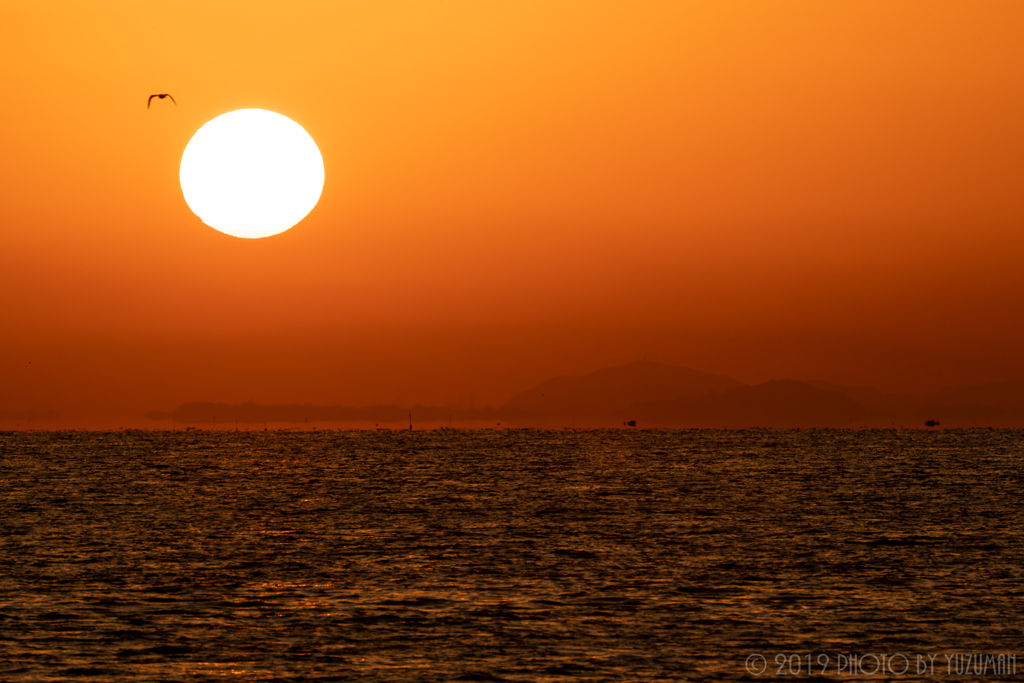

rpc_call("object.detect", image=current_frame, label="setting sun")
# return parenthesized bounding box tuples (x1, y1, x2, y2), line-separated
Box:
(179, 109, 324, 239)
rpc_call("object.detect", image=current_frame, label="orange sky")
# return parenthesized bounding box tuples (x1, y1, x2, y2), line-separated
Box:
(2, 1, 1024, 426)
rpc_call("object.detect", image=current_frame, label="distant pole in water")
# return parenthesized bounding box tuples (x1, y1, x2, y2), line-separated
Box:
(264, 420, 267, 431)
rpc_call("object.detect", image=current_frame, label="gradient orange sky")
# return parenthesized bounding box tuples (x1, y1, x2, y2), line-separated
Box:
(3, 1, 1024, 426)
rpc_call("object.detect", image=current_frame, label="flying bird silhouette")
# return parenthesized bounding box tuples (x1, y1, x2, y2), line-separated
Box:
(147, 93, 177, 108)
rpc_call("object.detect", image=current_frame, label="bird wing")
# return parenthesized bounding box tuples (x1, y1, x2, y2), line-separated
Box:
(167, 94, 177, 105)
(147, 94, 156, 108)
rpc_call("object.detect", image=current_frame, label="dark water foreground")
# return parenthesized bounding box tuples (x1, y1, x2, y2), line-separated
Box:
(1, 429, 1022, 682)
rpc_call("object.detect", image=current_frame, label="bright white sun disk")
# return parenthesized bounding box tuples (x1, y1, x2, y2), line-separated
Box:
(180, 109, 324, 239)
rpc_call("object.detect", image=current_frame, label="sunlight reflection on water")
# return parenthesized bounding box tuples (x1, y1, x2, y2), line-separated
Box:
(1, 429, 1022, 681)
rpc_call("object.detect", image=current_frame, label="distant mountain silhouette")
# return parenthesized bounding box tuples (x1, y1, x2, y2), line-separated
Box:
(500, 360, 742, 418)
(807, 381, 922, 416)
(155, 369, 1024, 429)
(633, 379, 869, 428)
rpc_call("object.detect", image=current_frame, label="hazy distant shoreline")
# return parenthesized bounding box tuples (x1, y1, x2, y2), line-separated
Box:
(150, 361, 1024, 429)
(7, 361, 1024, 431)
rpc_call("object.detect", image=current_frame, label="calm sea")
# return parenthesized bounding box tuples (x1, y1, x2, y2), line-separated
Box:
(2, 429, 1022, 681)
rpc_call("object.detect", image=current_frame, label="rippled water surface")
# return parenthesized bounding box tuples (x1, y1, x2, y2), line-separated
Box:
(2, 429, 1022, 681)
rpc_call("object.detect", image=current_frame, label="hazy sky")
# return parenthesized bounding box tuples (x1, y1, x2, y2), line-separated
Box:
(2, 1, 1023, 425)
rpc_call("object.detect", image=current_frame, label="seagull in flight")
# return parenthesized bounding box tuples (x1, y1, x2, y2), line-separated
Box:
(147, 93, 177, 108)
